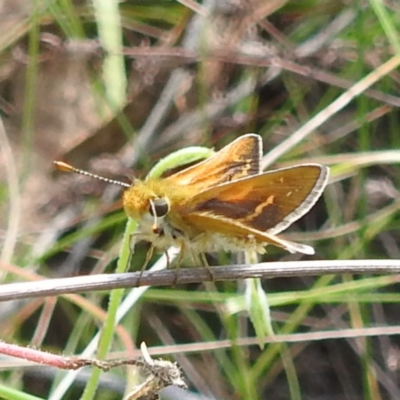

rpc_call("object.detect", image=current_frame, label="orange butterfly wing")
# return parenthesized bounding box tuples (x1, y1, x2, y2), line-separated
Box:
(176, 164, 329, 254)
(166, 134, 261, 191)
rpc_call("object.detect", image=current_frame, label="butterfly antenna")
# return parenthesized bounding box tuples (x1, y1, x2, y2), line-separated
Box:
(54, 161, 131, 188)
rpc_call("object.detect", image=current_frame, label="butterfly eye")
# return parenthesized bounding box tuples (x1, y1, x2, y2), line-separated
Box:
(149, 197, 170, 218)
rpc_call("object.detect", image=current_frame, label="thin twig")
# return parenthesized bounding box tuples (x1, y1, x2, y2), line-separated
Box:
(1, 259, 400, 302)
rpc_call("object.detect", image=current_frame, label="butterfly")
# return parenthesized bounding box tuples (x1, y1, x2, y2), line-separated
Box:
(55, 134, 329, 269)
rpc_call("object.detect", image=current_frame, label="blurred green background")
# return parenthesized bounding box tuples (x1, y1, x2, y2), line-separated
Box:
(1, 1, 400, 399)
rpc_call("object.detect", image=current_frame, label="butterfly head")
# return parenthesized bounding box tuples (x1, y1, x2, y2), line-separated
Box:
(123, 180, 172, 234)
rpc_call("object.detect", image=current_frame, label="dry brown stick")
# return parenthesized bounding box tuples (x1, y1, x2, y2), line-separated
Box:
(1, 259, 400, 302)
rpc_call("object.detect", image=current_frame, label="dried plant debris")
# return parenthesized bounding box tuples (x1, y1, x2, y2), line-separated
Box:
(123, 343, 186, 400)
(87, 343, 186, 400)
(123, 357, 186, 400)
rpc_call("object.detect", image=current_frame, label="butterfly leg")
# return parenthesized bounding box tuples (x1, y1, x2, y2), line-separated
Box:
(137, 245, 155, 285)
(191, 251, 214, 282)
(200, 253, 214, 282)
(170, 243, 186, 286)
(164, 249, 171, 269)
(129, 231, 155, 286)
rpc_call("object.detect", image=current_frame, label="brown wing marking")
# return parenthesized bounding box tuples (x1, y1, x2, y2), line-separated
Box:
(184, 164, 329, 234)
